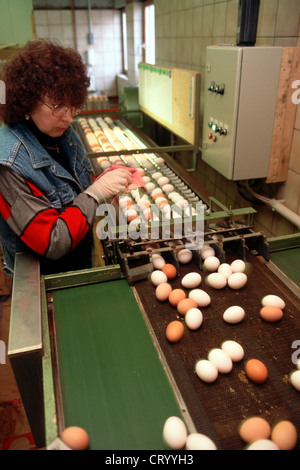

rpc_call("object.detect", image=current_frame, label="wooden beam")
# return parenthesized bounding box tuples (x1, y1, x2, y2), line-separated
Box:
(267, 47, 300, 183)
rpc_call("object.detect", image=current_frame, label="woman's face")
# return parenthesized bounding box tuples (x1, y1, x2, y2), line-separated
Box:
(30, 98, 73, 138)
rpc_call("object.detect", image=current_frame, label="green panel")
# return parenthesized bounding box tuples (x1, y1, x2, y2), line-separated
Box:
(53, 279, 183, 450)
(270, 248, 300, 288)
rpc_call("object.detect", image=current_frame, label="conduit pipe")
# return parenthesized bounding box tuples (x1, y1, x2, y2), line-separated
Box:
(245, 181, 300, 230)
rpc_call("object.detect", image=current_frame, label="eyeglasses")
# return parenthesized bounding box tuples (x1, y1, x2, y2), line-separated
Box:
(41, 100, 82, 117)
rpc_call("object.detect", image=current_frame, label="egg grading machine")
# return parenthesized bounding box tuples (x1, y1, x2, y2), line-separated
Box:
(7, 113, 300, 450)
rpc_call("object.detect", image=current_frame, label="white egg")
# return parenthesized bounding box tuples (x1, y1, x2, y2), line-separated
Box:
(163, 416, 187, 450)
(228, 272, 247, 289)
(221, 340, 244, 362)
(151, 187, 163, 197)
(185, 308, 203, 330)
(157, 176, 170, 187)
(151, 270, 168, 286)
(223, 305, 245, 324)
(218, 263, 232, 279)
(162, 184, 174, 194)
(261, 294, 285, 310)
(145, 182, 156, 193)
(189, 289, 211, 307)
(151, 171, 163, 180)
(203, 256, 220, 272)
(177, 249, 193, 264)
(289, 370, 300, 391)
(246, 440, 279, 450)
(195, 359, 218, 383)
(200, 246, 215, 260)
(185, 433, 217, 450)
(208, 348, 233, 374)
(181, 272, 202, 289)
(142, 176, 151, 183)
(152, 254, 166, 270)
(231, 259, 246, 273)
(207, 272, 227, 289)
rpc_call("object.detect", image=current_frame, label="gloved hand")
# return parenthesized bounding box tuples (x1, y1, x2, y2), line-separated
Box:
(85, 168, 133, 203)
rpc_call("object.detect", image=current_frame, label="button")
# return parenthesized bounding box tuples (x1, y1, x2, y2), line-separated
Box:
(208, 133, 212, 139)
(212, 135, 217, 142)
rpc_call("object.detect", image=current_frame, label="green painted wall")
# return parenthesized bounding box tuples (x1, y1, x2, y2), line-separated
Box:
(0, 0, 33, 45)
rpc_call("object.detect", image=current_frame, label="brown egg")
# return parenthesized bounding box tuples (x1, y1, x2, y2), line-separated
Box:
(271, 420, 298, 450)
(239, 416, 271, 443)
(155, 283, 172, 302)
(245, 359, 268, 384)
(260, 305, 283, 322)
(177, 298, 198, 316)
(61, 426, 90, 450)
(166, 320, 184, 342)
(169, 289, 186, 306)
(162, 263, 177, 280)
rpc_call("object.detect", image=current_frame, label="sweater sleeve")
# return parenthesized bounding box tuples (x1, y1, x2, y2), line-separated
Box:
(0, 166, 98, 260)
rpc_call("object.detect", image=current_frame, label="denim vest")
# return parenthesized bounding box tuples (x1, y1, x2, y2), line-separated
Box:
(0, 123, 93, 275)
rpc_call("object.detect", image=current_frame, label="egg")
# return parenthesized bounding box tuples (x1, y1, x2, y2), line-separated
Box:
(181, 272, 202, 289)
(228, 272, 247, 289)
(185, 308, 203, 330)
(231, 259, 246, 273)
(157, 176, 170, 187)
(163, 416, 187, 450)
(166, 320, 184, 342)
(260, 305, 283, 322)
(245, 359, 268, 384)
(261, 294, 285, 310)
(169, 289, 186, 306)
(271, 421, 298, 450)
(151, 171, 163, 180)
(177, 298, 198, 316)
(155, 283, 172, 302)
(189, 289, 211, 307)
(223, 305, 245, 324)
(203, 256, 220, 272)
(162, 263, 177, 280)
(239, 417, 271, 443)
(60, 426, 90, 450)
(207, 348, 233, 374)
(221, 340, 244, 362)
(152, 254, 166, 270)
(207, 272, 227, 289)
(200, 245, 215, 260)
(162, 184, 174, 194)
(151, 270, 168, 286)
(218, 263, 232, 279)
(177, 248, 193, 264)
(145, 182, 156, 193)
(185, 433, 217, 450)
(289, 369, 300, 391)
(195, 359, 218, 383)
(246, 439, 279, 450)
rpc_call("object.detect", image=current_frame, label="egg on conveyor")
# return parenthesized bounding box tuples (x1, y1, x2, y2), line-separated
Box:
(261, 294, 285, 310)
(185, 433, 217, 450)
(231, 259, 246, 273)
(221, 340, 244, 362)
(185, 308, 203, 330)
(177, 249, 193, 264)
(181, 272, 201, 289)
(151, 171, 163, 180)
(246, 439, 279, 450)
(162, 184, 174, 194)
(207, 272, 227, 289)
(152, 253, 166, 270)
(162, 416, 188, 450)
(157, 176, 170, 187)
(207, 348, 233, 374)
(200, 245, 215, 260)
(189, 289, 211, 307)
(289, 369, 300, 391)
(195, 359, 218, 383)
(203, 256, 220, 272)
(155, 282, 172, 301)
(218, 263, 232, 279)
(228, 272, 247, 289)
(223, 305, 245, 324)
(151, 270, 168, 286)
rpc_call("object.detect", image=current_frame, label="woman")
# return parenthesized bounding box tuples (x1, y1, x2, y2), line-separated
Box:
(0, 39, 132, 276)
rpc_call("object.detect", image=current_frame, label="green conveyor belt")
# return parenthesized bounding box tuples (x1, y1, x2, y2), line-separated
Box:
(270, 248, 300, 287)
(52, 279, 183, 450)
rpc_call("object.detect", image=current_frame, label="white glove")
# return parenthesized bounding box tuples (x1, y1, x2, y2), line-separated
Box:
(85, 168, 133, 203)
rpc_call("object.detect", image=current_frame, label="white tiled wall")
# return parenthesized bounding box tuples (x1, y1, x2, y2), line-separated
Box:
(33, 9, 123, 97)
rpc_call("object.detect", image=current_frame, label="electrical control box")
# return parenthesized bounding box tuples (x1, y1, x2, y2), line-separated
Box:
(202, 45, 282, 180)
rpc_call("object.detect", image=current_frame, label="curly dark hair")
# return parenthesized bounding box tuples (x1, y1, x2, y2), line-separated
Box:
(1, 38, 90, 126)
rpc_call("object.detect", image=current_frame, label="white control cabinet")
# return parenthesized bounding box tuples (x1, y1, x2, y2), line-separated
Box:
(202, 46, 282, 180)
